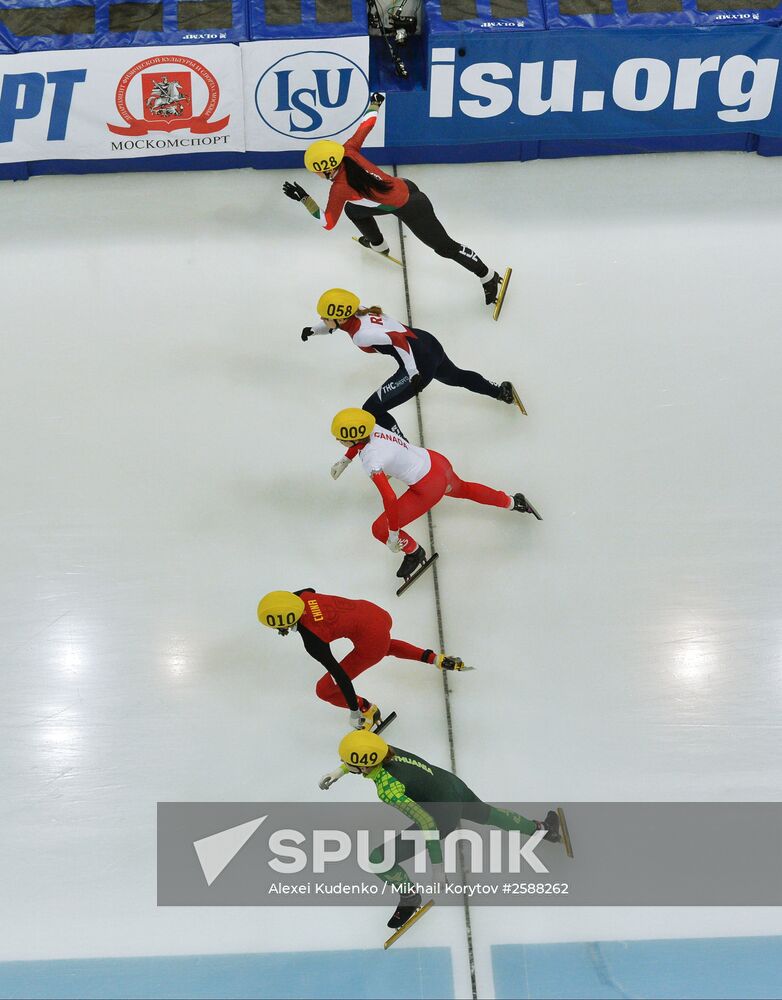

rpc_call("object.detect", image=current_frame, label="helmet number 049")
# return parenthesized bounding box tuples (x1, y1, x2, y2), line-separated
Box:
(350, 751, 379, 765)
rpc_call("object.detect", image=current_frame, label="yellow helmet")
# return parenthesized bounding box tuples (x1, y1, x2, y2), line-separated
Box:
(339, 730, 389, 768)
(330, 407, 376, 444)
(317, 288, 360, 322)
(257, 590, 305, 630)
(304, 140, 345, 174)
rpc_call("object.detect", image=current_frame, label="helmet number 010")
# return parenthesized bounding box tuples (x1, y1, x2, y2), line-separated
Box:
(350, 751, 379, 765)
(267, 612, 297, 627)
(340, 424, 366, 440)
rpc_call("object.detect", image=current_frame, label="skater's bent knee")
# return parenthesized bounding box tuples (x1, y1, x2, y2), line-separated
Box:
(371, 519, 388, 542)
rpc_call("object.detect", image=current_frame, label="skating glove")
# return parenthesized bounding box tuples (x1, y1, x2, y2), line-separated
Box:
(319, 768, 345, 791)
(301, 327, 314, 342)
(283, 181, 308, 202)
(349, 708, 365, 730)
(386, 530, 403, 552)
(369, 92, 385, 111)
(410, 373, 423, 395)
(331, 456, 351, 480)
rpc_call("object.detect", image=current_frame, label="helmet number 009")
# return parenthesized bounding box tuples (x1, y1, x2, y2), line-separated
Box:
(349, 751, 378, 765)
(266, 612, 296, 627)
(340, 424, 366, 440)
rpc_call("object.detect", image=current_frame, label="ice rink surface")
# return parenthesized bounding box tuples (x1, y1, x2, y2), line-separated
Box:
(2, 149, 782, 998)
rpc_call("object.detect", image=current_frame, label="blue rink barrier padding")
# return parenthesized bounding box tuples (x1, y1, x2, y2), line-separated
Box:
(0, 0, 248, 53)
(492, 936, 782, 1000)
(248, 0, 367, 40)
(425, 0, 546, 32)
(0, 947, 454, 1000)
(544, 0, 782, 30)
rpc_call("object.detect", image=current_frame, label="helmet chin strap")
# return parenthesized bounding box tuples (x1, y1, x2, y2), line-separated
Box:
(277, 623, 298, 637)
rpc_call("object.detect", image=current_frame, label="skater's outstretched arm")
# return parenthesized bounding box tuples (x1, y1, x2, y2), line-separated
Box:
(298, 627, 360, 712)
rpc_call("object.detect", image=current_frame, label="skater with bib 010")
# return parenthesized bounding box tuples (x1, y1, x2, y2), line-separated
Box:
(257, 588, 469, 732)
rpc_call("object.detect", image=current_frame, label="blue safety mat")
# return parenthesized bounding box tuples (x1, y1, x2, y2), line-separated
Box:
(544, 0, 782, 29)
(248, 0, 366, 39)
(0, 946, 453, 1000)
(425, 0, 546, 32)
(493, 936, 782, 999)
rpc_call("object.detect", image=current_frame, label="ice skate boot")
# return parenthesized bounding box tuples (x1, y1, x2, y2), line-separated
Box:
(395, 545, 439, 596)
(538, 809, 561, 844)
(483, 267, 512, 320)
(353, 235, 402, 267)
(512, 493, 542, 520)
(435, 654, 472, 672)
(498, 380, 527, 415)
(387, 891, 422, 929)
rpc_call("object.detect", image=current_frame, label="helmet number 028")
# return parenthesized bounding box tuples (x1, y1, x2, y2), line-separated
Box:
(267, 612, 297, 627)
(350, 751, 379, 765)
(340, 424, 366, 440)
(314, 157, 339, 171)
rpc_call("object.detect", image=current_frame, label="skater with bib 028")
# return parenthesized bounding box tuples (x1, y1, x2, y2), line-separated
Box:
(281, 93, 511, 317)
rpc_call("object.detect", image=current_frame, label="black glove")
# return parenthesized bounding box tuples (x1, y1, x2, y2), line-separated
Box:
(410, 373, 423, 395)
(301, 327, 314, 342)
(369, 91, 385, 108)
(283, 181, 308, 202)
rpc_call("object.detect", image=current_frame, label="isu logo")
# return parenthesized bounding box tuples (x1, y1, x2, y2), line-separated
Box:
(108, 55, 229, 136)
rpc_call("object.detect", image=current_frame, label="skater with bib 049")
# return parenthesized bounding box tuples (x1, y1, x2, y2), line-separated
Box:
(281, 93, 511, 317)
(319, 730, 571, 934)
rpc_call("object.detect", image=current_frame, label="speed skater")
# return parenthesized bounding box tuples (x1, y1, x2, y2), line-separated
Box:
(329, 408, 542, 582)
(302, 288, 525, 419)
(257, 589, 468, 730)
(281, 92, 509, 312)
(320, 730, 569, 930)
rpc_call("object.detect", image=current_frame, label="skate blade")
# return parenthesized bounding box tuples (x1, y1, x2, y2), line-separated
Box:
(492, 266, 512, 321)
(525, 497, 543, 521)
(510, 382, 527, 416)
(383, 900, 435, 950)
(396, 552, 439, 597)
(373, 711, 397, 736)
(557, 807, 573, 858)
(352, 236, 402, 267)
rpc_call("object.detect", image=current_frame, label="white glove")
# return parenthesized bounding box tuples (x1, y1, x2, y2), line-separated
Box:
(349, 708, 365, 729)
(319, 767, 344, 791)
(386, 530, 403, 552)
(331, 457, 351, 480)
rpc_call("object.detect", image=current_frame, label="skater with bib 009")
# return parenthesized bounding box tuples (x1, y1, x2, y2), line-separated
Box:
(281, 93, 510, 317)
(329, 408, 541, 592)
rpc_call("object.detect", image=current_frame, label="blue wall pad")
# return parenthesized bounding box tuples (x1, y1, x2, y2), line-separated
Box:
(493, 936, 782, 1000)
(0, 946, 454, 1000)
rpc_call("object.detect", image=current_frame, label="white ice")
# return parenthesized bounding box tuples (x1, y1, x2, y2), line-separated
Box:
(2, 150, 782, 999)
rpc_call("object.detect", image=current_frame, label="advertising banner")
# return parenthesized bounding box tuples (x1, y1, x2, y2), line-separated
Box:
(383, 27, 782, 146)
(0, 43, 244, 163)
(242, 34, 384, 152)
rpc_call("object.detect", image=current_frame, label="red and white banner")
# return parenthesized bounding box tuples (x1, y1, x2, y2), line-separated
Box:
(0, 44, 244, 164)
